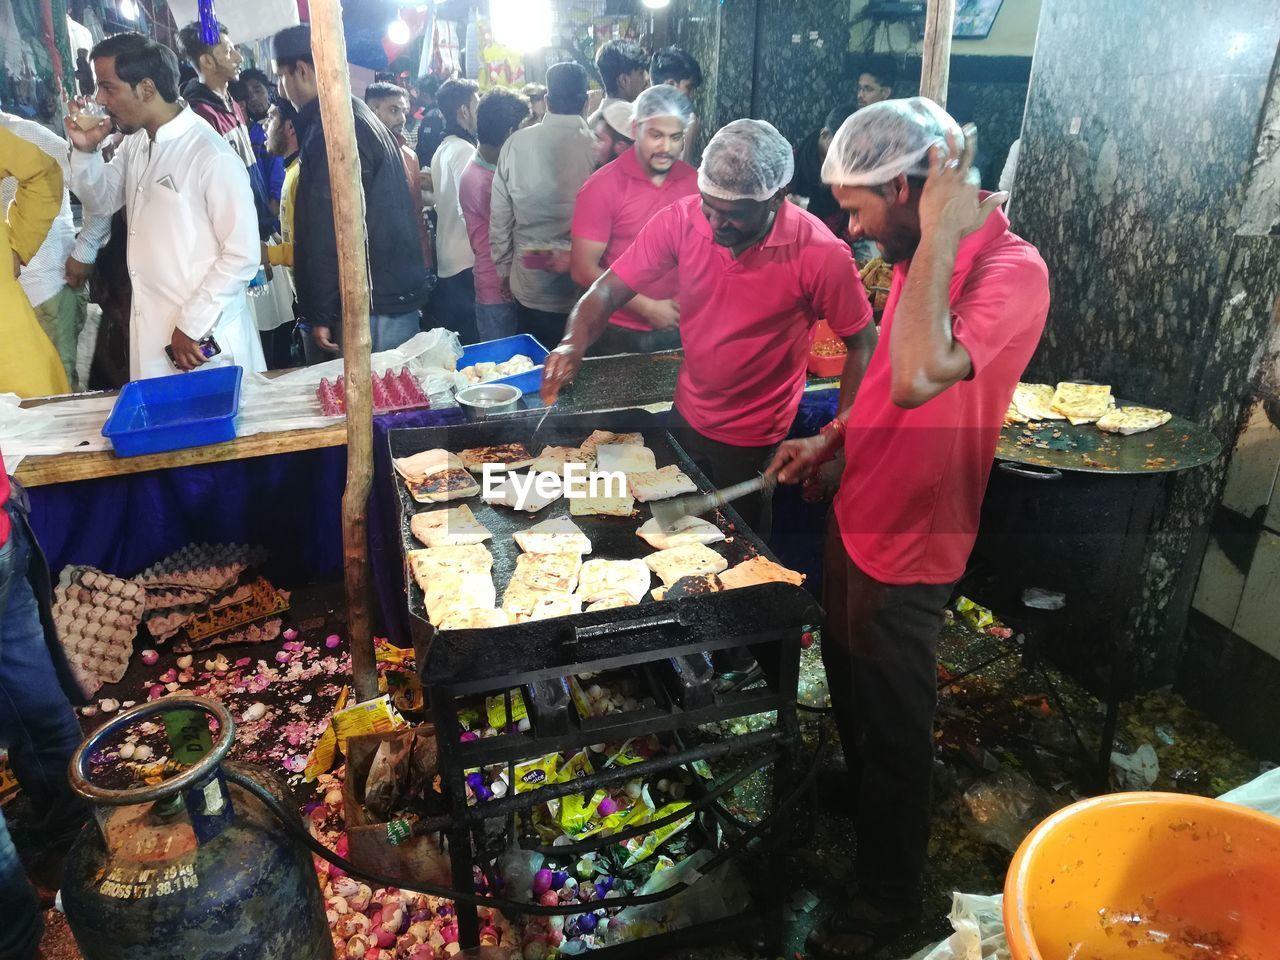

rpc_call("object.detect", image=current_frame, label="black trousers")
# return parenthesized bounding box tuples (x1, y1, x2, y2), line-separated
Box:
(515, 301, 568, 351)
(821, 512, 954, 918)
(588, 324, 681, 357)
(667, 408, 778, 540)
(431, 269, 478, 345)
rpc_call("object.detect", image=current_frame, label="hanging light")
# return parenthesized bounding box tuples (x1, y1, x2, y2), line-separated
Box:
(490, 0, 552, 51)
(641, 0, 672, 8)
(119, 0, 140, 19)
(386, 14, 411, 46)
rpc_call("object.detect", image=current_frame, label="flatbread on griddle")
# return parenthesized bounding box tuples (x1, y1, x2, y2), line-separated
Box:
(509, 551, 583, 594)
(1011, 383, 1064, 422)
(568, 485, 635, 517)
(407, 468, 481, 503)
(394, 449, 462, 483)
(575, 559, 652, 604)
(1096, 405, 1173, 436)
(580, 430, 644, 459)
(595, 443, 657, 474)
(645, 543, 729, 588)
(585, 593, 638, 612)
(481, 472, 563, 512)
(663, 573, 725, 600)
(530, 445, 593, 475)
(459, 442, 535, 473)
(628, 464, 698, 502)
(636, 515, 725, 551)
(436, 607, 512, 630)
(410, 504, 492, 548)
(1050, 382, 1113, 423)
(513, 516, 592, 555)
(421, 571, 497, 625)
(718, 556, 805, 590)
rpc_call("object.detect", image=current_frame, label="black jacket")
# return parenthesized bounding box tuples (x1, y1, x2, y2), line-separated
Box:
(294, 96, 433, 330)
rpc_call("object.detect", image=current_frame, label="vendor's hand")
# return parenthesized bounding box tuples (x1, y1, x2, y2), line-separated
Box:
(63, 97, 111, 153)
(170, 329, 209, 371)
(644, 299, 680, 331)
(312, 325, 341, 354)
(541, 343, 584, 405)
(767, 434, 839, 485)
(64, 255, 93, 287)
(919, 125, 1007, 242)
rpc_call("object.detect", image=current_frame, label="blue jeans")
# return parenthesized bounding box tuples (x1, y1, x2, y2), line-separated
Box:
(369, 310, 423, 353)
(474, 301, 518, 343)
(0, 507, 88, 960)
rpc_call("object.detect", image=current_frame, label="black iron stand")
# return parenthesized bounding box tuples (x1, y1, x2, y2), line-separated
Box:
(422, 618, 804, 954)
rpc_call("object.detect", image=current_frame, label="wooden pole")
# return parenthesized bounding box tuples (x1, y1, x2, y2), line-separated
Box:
(919, 0, 956, 107)
(310, 0, 379, 703)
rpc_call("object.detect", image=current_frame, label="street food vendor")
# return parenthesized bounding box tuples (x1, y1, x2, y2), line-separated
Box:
(542, 118, 878, 536)
(769, 98, 1049, 958)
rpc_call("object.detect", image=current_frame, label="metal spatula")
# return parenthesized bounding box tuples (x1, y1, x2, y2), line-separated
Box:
(649, 474, 775, 532)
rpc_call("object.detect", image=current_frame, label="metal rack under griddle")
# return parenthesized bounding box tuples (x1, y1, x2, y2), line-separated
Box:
(387, 409, 819, 954)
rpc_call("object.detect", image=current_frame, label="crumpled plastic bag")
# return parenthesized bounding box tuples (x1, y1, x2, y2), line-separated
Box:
(908, 893, 1008, 960)
(604, 850, 750, 943)
(963, 768, 1056, 853)
(1110, 743, 1159, 791)
(1218, 767, 1280, 818)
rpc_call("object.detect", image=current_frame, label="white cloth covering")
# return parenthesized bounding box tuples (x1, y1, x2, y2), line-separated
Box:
(70, 106, 265, 380)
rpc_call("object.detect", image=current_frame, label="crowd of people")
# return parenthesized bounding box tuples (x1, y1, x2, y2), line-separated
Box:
(0, 23, 1052, 960)
(3, 28, 902, 399)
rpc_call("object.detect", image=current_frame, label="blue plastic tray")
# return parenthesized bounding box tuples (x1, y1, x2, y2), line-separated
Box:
(102, 365, 244, 457)
(457, 334, 549, 397)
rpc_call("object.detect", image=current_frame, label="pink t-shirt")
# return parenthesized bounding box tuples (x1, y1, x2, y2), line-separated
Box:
(458, 157, 505, 305)
(611, 195, 873, 447)
(0, 449, 9, 546)
(571, 147, 698, 331)
(835, 204, 1049, 585)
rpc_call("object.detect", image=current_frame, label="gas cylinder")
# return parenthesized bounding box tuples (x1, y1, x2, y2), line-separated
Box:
(61, 696, 331, 960)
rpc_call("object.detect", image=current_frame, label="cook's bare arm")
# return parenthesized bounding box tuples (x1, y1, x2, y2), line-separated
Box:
(540, 271, 637, 404)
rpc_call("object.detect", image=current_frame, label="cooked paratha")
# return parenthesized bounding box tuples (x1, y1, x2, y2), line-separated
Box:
(628, 464, 698, 502)
(513, 517, 592, 555)
(636, 515, 726, 551)
(579, 430, 644, 459)
(575, 559, 652, 604)
(718, 556, 805, 590)
(410, 504, 492, 548)
(1011, 383, 1064, 422)
(459, 442, 535, 473)
(1096, 405, 1172, 436)
(595, 443, 657, 474)
(1050, 382, 1113, 423)
(645, 543, 729, 588)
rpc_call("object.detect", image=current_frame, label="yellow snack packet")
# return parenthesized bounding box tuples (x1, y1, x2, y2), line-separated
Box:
(332, 694, 407, 754)
(303, 686, 350, 781)
(486, 688, 528, 729)
(567, 676, 593, 719)
(557, 750, 595, 783)
(513, 753, 559, 793)
(622, 802, 693, 866)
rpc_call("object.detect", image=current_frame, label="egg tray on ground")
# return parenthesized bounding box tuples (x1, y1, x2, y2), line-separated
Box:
(389, 408, 820, 697)
(54, 566, 146, 697)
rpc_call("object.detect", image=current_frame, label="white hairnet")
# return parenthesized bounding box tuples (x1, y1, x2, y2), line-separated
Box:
(632, 85, 694, 127)
(822, 96, 964, 187)
(698, 118, 794, 202)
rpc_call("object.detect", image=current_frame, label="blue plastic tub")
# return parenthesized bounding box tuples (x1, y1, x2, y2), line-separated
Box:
(457, 334, 549, 397)
(101, 365, 244, 457)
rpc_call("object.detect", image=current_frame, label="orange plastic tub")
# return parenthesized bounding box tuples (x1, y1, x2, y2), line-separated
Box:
(1004, 792, 1280, 960)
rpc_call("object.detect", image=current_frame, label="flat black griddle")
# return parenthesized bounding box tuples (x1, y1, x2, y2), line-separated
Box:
(388, 409, 819, 692)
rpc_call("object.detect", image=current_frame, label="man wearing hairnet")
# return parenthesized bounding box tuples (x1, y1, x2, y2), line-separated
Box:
(570, 86, 699, 356)
(770, 98, 1050, 958)
(543, 119, 878, 537)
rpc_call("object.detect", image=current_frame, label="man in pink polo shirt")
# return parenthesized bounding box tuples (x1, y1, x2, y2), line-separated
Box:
(570, 85, 698, 356)
(543, 119, 878, 536)
(770, 99, 1049, 957)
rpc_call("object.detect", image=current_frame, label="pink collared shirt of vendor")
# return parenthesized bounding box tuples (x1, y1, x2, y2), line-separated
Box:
(0, 451, 10, 545)
(835, 202, 1049, 585)
(609, 195, 873, 447)
(571, 146, 698, 331)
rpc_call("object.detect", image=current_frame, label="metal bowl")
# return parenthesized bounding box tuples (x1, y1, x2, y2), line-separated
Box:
(456, 383, 522, 420)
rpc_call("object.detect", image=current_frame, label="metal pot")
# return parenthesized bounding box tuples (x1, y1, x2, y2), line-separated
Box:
(456, 383, 522, 420)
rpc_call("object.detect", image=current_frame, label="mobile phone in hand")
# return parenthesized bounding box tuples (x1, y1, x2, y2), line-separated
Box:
(165, 336, 222, 367)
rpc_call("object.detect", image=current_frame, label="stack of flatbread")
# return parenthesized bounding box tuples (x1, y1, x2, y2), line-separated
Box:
(410, 504, 492, 548)
(407, 543, 501, 627)
(502, 552, 583, 622)
(1008, 382, 1172, 436)
(394, 449, 481, 503)
(1009, 384, 1064, 423)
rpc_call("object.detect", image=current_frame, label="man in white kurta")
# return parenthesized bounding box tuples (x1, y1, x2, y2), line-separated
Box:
(66, 32, 265, 381)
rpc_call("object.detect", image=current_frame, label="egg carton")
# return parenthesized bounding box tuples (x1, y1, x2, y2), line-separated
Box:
(53, 565, 145, 696)
(173, 578, 291, 652)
